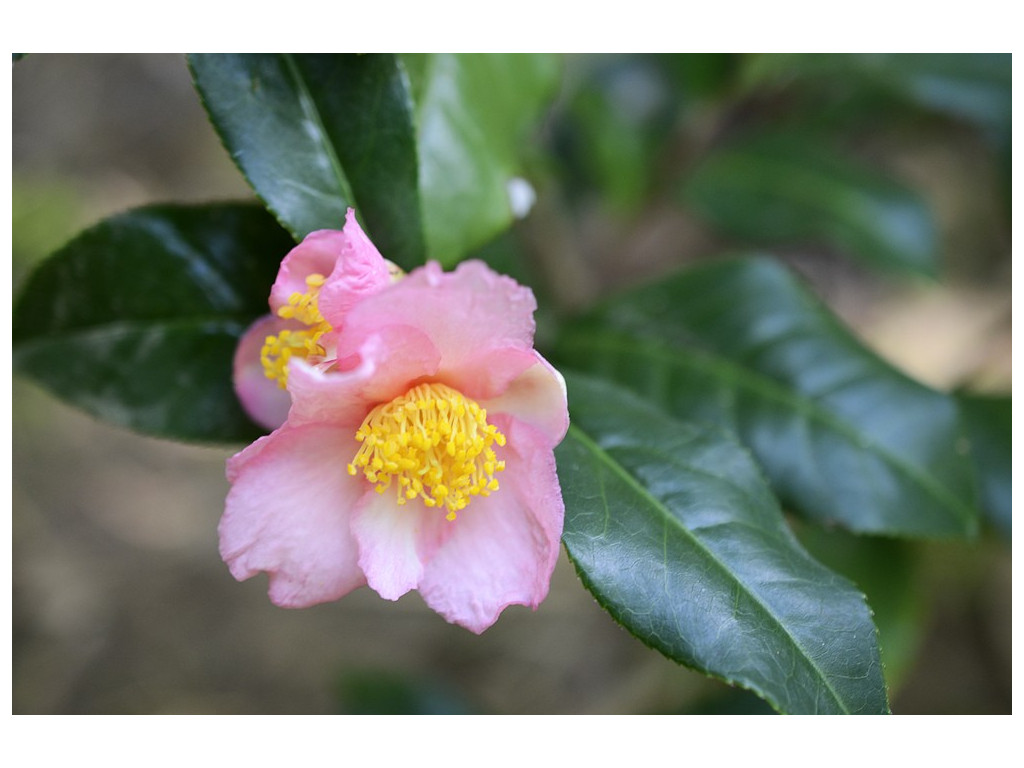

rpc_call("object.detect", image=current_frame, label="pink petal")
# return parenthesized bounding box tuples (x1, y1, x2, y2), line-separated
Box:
(453, 345, 546, 402)
(220, 423, 367, 607)
(286, 327, 441, 429)
(417, 416, 565, 633)
(335, 260, 539, 400)
(482, 352, 569, 444)
(318, 208, 394, 327)
(351, 492, 454, 601)
(268, 229, 347, 314)
(233, 314, 294, 432)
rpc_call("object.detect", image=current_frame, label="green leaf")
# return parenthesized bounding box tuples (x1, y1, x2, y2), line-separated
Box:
(553, 54, 738, 212)
(190, 53, 560, 269)
(13, 203, 294, 443)
(743, 54, 1011, 142)
(557, 373, 889, 714)
(399, 53, 561, 265)
(654, 53, 739, 101)
(683, 132, 938, 277)
(554, 257, 977, 537)
(795, 526, 926, 691)
(189, 53, 425, 270)
(958, 393, 1011, 538)
(879, 53, 1011, 136)
(554, 55, 677, 211)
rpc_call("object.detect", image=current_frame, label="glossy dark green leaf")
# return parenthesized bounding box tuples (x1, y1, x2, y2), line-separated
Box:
(683, 133, 938, 277)
(12, 203, 294, 443)
(554, 257, 977, 537)
(958, 393, 1011, 538)
(189, 53, 425, 270)
(795, 526, 925, 691)
(190, 53, 559, 269)
(399, 53, 560, 265)
(557, 373, 889, 714)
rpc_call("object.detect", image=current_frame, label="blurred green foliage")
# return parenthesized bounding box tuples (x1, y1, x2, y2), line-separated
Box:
(550, 53, 1009, 277)
(334, 669, 473, 715)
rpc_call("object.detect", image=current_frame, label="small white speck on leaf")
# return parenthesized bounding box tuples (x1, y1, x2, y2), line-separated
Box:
(506, 177, 536, 219)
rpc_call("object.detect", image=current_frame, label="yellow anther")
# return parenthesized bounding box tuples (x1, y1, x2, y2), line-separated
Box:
(260, 273, 332, 389)
(349, 382, 507, 519)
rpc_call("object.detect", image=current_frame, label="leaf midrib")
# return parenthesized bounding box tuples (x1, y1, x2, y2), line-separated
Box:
(567, 331, 972, 529)
(566, 424, 853, 714)
(280, 54, 356, 213)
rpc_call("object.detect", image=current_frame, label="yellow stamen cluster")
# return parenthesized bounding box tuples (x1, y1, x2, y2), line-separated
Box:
(347, 383, 507, 521)
(261, 273, 332, 389)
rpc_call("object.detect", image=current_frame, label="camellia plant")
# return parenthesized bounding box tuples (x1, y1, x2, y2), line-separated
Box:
(13, 53, 1011, 714)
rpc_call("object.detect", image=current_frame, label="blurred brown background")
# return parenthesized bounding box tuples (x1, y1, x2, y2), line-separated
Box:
(12, 54, 1011, 714)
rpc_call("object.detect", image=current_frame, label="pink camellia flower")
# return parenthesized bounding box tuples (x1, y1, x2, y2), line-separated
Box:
(221, 209, 569, 633)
